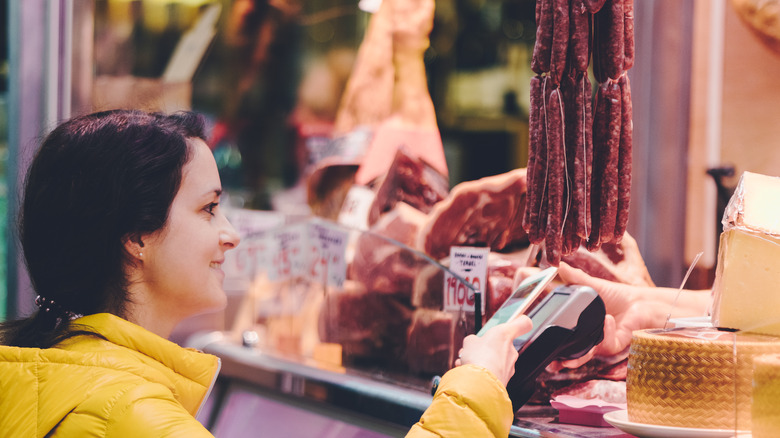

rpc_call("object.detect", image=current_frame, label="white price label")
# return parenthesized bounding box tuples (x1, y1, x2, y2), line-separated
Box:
(307, 221, 348, 287)
(337, 185, 375, 231)
(269, 224, 307, 282)
(223, 232, 269, 280)
(443, 246, 489, 313)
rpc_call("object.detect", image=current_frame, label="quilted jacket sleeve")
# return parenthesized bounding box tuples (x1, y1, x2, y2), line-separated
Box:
(103, 383, 214, 437)
(49, 381, 215, 438)
(405, 365, 515, 438)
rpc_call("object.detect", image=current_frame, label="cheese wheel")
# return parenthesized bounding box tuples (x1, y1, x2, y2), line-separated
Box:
(752, 354, 780, 437)
(627, 327, 780, 431)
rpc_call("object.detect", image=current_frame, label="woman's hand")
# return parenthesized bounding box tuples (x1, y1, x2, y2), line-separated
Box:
(455, 315, 533, 386)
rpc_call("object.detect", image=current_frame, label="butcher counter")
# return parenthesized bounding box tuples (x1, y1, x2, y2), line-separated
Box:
(192, 333, 634, 438)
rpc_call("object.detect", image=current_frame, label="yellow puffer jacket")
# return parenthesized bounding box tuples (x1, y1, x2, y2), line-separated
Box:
(406, 365, 515, 438)
(0, 313, 219, 437)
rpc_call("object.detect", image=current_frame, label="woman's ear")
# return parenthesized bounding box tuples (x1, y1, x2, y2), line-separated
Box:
(123, 234, 146, 261)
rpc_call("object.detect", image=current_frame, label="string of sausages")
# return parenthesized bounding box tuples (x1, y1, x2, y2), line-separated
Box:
(522, 0, 634, 266)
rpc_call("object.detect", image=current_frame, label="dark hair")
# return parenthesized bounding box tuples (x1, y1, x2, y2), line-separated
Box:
(0, 109, 207, 348)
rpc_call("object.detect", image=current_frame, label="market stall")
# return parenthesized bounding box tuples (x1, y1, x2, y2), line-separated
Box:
(8, 0, 780, 436)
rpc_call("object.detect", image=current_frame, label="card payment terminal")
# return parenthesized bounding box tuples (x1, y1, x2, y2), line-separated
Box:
(502, 284, 605, 412)
(475, 268, 606, 412)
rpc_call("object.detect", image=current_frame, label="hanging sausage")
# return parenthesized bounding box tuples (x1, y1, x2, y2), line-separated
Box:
(522, 0, 635, 265)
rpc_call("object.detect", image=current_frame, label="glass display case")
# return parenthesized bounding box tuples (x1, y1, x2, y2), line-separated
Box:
(190, 212, 631, 437)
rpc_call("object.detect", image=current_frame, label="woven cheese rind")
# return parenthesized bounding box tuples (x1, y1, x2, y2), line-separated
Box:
(752, 353, 780, 437)
(626, 328, 780, 430)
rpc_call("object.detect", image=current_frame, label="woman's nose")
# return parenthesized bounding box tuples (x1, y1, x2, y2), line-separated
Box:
(220, 217, 241, 249)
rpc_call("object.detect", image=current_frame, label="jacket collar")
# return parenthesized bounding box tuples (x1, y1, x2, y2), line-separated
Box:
(72, 313, 221, 415)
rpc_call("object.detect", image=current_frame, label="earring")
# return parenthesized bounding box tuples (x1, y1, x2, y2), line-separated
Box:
(138, 252, 143, 257)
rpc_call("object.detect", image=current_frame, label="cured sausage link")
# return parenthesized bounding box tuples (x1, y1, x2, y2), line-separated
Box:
(535, 78, 554, 243)
(614, 73, 633, 242)
(545, 88, 566, 265)
(532, 0, 554, 75)
(598, 80, 622, 244)
(568, 0, 591, 73)
(523, 75, 543, 240)
(576, 73, 593, 240)
(549, 0, 570, 86)
(524, 76, 550, 244)
(623, 0, 635, 70)
(595, 0, 625, 81)
(560, 74, 578, 255)
(587, 82, 608, 251)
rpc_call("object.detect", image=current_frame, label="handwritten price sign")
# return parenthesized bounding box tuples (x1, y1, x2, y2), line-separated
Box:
(337, 185, 375, 231)
(222, 208, 285, 281)
(268, 224, 307, 282)
(223, 232, 270, 280)
(443, 246, 489, 313)
(307, 221, 348, 287)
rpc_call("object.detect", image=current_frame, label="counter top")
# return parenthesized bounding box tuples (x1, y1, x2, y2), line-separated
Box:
(198, 335, 634, 437)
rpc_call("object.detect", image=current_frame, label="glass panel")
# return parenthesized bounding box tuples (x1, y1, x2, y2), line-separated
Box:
(223, 214, 484, 382)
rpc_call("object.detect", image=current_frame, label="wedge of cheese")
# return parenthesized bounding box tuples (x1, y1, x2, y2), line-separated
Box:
(722, 171, 780, 233)
(712, 171, 780, 335)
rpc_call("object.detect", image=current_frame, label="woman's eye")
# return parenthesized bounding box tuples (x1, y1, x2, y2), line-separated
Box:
(205, 202, 219, 216)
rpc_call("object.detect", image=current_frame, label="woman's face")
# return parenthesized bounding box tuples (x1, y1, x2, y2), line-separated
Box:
(140, 138, 240, 321)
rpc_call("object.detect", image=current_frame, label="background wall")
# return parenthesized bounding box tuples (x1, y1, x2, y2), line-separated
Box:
(686, 0, 780, 290)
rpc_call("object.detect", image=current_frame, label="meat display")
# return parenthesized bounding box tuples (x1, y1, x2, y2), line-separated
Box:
(417, 168, 529, 260)
(349, 202, 428, 303)
(303, 0, 649, 404)
(366, 146, 449, 227)
(318, 280, 413, 365)
(524, 0, 635, 264)
(406, 309, 471, 375)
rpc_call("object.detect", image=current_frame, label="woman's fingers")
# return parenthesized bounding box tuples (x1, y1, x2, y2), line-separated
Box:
(498, 314, 533, 340)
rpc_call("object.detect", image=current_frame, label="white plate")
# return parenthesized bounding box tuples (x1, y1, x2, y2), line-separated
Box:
(602, 410, 749, 438)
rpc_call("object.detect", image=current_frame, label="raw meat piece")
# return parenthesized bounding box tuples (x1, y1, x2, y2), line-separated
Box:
(406, 309, 471, 375)
(418, 169, 529, 260)
(318, 280, 413, 366)
(349, 202, 428, 303)
(367, 146, 449, 226)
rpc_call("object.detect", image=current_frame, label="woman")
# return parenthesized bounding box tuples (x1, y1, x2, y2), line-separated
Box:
(0, 110, 240, 436)
(0, 110, 531, 437)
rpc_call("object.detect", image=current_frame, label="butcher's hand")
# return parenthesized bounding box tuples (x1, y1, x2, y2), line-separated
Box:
(455, 315, 532, 386)
(551, 262, 711, 370)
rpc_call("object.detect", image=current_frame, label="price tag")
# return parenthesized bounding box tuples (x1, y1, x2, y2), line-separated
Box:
(269, 224, 307, 282)
(443, 246, 489, 313)
(222, 208, 285, 281)
(337, 185, 375, 231)
(307, 221, 348, 287)
(223, 232, 268, 280)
